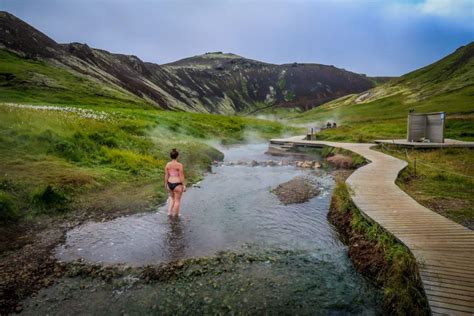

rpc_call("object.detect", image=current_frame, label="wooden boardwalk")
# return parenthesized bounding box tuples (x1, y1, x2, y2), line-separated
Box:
(271, 137, 474, 315)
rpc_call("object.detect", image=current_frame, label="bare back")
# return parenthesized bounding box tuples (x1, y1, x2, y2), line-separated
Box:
(166, 161, 183, 183)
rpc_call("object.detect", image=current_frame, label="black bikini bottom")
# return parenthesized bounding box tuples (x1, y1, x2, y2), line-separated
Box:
(168, 182, 183, 191)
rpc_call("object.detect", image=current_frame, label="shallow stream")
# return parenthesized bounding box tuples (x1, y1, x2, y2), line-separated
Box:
(23, 144, 382, 314)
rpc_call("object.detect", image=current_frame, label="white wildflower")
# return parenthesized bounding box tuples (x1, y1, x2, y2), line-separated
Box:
(0, 103, 112, 121)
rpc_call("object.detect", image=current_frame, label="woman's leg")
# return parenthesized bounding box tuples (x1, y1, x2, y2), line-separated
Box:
(172, 186, 184, 216)
(167, 193, 174, 215)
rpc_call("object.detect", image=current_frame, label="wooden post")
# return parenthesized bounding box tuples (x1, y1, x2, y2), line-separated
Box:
(311, 128, 314, 140)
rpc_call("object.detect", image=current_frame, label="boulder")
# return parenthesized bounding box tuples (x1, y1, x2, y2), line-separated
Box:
(326, 154, 353, 169)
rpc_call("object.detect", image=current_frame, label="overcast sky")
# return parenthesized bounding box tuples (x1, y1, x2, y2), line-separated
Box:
(1, 0, 473, 76)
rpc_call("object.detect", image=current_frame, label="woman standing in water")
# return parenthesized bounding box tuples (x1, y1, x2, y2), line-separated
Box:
(165, 148, 186, 216)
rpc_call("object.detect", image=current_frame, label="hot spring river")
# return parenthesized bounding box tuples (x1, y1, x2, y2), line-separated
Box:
(22, 144, 382, 315)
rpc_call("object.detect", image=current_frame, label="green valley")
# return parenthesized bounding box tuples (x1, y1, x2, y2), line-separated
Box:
(281, 42, 474, 142)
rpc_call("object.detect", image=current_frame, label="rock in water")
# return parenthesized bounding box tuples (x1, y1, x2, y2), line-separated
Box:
(271, 176, 320, 205)
(326, 154, 353, 169)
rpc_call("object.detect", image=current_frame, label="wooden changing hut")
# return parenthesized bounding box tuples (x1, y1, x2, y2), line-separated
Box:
(407, 112, 445, 143)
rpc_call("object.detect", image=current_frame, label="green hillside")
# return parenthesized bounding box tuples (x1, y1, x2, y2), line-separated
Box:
(286, 42, 474, 142)
(0, 50, 150, 109)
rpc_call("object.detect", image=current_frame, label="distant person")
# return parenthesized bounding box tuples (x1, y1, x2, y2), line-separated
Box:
(326, 122, 332, 128)
(332, 122, 337, 128)
(165, 149, 186, 216)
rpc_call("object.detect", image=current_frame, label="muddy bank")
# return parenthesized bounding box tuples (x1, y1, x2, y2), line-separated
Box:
(327, 180, 430, 315)
(327, 199, 386, 282)
(0, 223, 66, 314)
(271, 176, 320, 205)
(0, 180, 175, 314)
(326, 171, 385, 278)
(0, 216, 132, 313)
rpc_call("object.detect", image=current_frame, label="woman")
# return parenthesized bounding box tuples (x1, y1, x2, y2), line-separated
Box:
(164, 148, 186, 216)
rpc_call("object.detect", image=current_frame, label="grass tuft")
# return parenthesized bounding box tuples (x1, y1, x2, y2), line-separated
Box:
(0, 191, 19, 223)
(30, 185, 69, 214)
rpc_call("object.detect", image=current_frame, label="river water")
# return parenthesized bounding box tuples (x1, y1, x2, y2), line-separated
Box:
(22, 144, 382, 315)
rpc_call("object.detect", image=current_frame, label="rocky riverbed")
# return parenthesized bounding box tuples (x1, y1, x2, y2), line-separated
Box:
(214, 159, 321, 169)
(272, 176, 321, 205)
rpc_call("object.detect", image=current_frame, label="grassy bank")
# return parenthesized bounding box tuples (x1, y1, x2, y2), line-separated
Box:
(0, 102, 299, 227)
(378, 145, 474, 229)
(329, 181, 430, 315)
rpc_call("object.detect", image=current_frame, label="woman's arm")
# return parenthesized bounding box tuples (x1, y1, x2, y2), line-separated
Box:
(164, 165, 169, 191)
(180, 164, 186, 191)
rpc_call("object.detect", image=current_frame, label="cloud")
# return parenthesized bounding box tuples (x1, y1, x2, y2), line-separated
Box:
(417, 0, 474, 18)
(387, 0, 474, 22)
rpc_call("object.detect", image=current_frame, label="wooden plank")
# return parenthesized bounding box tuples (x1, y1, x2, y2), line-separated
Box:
(428, 298, 474, 313)
(425, 288, 474, 302)
(421, 274, 474, 289)
(423, 264, 474, 275)
(415, 256, 474, 266)
(420, 270, 474, 284)
(422, 280, 474, 293)
(424, 284, 474, 298)
(426, 287, 474, 303)
(429, 306, 472, 316)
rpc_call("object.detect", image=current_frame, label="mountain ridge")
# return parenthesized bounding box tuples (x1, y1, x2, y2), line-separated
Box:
(0, 11, 375, 113)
